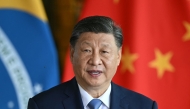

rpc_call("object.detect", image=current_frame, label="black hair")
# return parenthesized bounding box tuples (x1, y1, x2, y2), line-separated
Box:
(70, 16, 123, 48)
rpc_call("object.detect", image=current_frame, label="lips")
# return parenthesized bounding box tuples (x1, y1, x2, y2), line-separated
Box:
(87, 70, 102, 77)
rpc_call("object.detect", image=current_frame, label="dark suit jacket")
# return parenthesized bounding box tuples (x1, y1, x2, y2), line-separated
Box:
(27, 77, 158, 109)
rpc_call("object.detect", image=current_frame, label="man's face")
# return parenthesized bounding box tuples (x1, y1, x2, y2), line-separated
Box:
(70, 32, 122, 89)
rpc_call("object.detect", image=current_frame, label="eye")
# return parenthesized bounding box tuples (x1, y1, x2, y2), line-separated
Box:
(83, 49, 91, 53)
(102, 50, 109, 54)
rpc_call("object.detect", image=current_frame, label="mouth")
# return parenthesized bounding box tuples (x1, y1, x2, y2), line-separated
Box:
(87, 70, 102, 77)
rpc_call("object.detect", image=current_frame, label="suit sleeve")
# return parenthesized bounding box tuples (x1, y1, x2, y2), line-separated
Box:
(27, 98, 39, 109)
(152, 101, 158, 109)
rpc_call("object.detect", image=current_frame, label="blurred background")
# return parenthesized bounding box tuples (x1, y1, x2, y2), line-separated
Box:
(0, 0, 190, 109)
(42, 0, 84, 73)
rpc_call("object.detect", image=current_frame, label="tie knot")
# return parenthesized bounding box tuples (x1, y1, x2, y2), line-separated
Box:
(88, 99, 102, 109)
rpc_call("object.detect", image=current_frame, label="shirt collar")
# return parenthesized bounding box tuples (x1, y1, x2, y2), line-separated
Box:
(78, 84, 111, 108)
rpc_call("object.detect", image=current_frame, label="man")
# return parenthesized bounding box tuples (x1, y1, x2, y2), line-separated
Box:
(27, 16, 158, 109)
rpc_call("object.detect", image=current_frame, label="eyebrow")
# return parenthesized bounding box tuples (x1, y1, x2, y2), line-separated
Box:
(80, 41, 112, 48)
(80, 41, 92, 47)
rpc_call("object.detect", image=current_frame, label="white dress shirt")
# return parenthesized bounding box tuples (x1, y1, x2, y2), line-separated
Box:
(78, 84, 111, 109)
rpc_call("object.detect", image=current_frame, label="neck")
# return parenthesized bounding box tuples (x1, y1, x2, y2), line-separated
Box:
(80, 83, 110, 98)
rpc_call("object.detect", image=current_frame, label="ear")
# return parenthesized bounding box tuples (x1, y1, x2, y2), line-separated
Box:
(70, 45, 75, 64)
(117, 47, 122, 66)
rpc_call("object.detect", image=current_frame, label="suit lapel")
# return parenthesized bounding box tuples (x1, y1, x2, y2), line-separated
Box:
(60, 79, 129, 109)
(62, 97, 83, 109)
(110, 82, 129, 109)
(62, 78, 84, 109)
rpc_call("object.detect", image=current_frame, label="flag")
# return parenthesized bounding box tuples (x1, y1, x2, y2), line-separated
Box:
(62, 0, 190, 109)
(0, 0, 59, 109)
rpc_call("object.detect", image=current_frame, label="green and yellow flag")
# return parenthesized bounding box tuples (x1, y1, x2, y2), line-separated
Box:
(0, 0, 59, 109)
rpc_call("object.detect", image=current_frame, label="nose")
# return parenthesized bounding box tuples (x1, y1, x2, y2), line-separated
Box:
(89, 52, 102, 66)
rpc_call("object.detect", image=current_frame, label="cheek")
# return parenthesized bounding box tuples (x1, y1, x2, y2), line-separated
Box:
(104, 57, 119, 71)
(72, 53, 88, 69)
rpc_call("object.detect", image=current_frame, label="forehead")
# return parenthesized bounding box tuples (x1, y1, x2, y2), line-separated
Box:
(77, 32, 116, 45)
